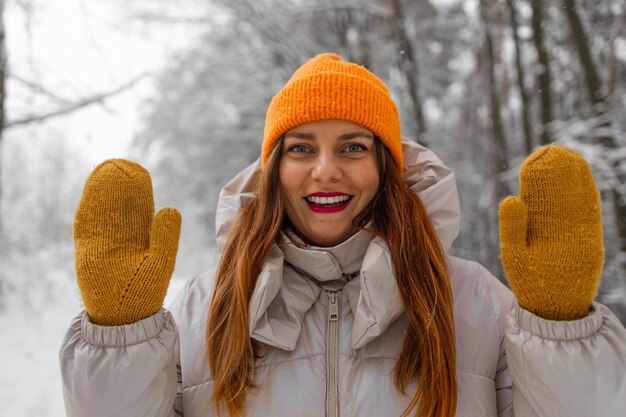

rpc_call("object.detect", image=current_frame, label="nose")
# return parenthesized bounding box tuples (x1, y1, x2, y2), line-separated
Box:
(311, 153, 342, 183)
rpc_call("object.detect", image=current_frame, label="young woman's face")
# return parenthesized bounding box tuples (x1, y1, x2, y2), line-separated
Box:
(279, 119, 380, 247)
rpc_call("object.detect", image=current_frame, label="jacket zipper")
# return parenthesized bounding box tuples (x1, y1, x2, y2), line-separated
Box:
(326, 291, 340, 417)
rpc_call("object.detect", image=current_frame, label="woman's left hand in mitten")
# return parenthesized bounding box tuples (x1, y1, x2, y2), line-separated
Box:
(498, 145, 604, 321)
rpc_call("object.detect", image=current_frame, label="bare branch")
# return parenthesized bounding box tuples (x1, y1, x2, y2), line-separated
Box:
(129, 12, 215, 25)
(9, 74, 73, 103)
(4, 73, 149, 128)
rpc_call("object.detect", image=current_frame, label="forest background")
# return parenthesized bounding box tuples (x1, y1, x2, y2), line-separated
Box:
(0, 0, 624, 415)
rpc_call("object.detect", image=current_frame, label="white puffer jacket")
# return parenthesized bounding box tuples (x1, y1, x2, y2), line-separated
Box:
(60, 140, 626, 417)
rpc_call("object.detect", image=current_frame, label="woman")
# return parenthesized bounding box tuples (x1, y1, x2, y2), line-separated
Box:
(61, 54, 626, 417)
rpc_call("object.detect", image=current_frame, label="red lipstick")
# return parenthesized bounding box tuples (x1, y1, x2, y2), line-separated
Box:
(309, 202, 350, 213)
(305, 192, 352, 213)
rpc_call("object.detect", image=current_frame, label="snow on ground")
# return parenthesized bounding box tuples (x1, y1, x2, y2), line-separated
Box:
(0, 267, 190, 417)
(0, 299, 79, 416)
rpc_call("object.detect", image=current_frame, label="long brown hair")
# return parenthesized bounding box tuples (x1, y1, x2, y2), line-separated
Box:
(206, 138, 457, 417)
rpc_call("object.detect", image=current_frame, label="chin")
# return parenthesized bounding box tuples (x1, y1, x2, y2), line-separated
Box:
(308, 229, 354, 247)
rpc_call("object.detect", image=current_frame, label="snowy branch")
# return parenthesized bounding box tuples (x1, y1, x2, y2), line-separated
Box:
(9, 74, 73, 104)
(4, 73, 149, 129)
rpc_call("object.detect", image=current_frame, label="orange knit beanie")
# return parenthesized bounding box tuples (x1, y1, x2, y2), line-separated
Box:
(262, 53, 403, 171)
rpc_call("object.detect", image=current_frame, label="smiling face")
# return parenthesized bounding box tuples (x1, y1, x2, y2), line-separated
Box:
(279, 119, 380, 247)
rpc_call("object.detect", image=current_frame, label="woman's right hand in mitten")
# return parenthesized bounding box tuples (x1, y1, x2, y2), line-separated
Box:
(74, 159, 181, 326)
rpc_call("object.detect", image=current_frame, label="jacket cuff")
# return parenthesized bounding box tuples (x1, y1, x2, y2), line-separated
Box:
(513, 302, 604, 341)
(80, 308, 170, 347)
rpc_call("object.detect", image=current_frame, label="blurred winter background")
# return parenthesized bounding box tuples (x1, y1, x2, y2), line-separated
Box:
(0, 0, 624, 415)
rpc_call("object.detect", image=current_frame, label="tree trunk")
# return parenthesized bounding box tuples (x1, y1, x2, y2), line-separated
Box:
(530, 0, 554, 145)
(480, 0, 510, 202)
(333, 9, 370, 67)
(387, 0, 427, 145)
(0, 0, 5, 196)
(605, 12, 623, 107)
(480, 0, 511, 279)
(560, 0, 614, 145)
(507, 0, 533, 155)
(561, 0, 604, 110)
(560, 0, 626, 265)
(0, 0, 6, 305)
(0, 0, 4, 134)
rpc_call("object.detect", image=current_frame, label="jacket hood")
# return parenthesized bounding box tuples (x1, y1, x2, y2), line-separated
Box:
(214, 138, 461, 350)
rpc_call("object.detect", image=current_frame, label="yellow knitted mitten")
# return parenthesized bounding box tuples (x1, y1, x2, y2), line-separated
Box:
(498, 145, 604, 321)
(74, 159, 181, 326)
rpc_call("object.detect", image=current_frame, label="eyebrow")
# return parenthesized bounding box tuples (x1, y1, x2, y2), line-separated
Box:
(284, 131, 375, 140)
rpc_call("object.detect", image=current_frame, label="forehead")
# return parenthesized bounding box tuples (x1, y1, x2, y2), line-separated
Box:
(284, 120, 374, 139)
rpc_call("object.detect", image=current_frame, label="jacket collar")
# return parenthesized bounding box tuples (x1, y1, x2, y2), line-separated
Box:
(248, 229, 405, 351)
(280, 228, 373, 280)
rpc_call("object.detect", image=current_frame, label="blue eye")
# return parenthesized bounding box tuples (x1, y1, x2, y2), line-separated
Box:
(345, 144, 365, 153)
(290, 145, 310, 153)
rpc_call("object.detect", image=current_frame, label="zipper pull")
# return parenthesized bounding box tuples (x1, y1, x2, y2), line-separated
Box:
(329, 292, 339, 322)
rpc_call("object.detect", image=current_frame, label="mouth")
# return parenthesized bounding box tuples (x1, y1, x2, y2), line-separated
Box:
(304, 193, 353, 213)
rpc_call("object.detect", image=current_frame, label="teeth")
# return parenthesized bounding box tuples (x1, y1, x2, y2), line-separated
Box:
(306, 195, 350, 204)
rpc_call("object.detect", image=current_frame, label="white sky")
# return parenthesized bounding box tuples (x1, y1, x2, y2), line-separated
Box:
(5, 0, 205, 164)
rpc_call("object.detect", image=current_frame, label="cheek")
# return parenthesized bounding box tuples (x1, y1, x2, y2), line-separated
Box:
(358, 170, 380, 200)
(279, 163, 301, 202)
